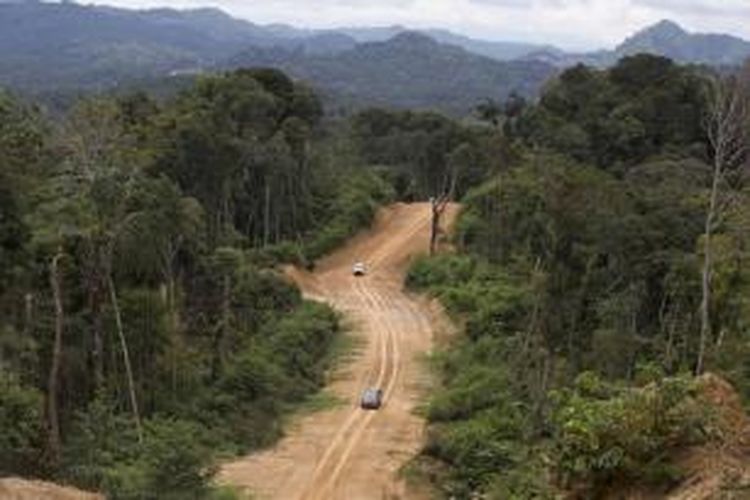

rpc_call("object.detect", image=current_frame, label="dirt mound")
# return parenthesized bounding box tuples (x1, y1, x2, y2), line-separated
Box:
(664, 374, 750, 500)
(0, 478, 103, 500)
(697, 373, 749, 441)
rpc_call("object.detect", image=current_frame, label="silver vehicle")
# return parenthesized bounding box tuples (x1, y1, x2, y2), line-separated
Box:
(360, 388, 383, 410)
(352, 262, 367, 276)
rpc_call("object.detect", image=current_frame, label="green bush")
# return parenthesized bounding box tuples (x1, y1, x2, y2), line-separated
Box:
(267, 302, 339, 394)
(426, 413, 522, 494)
(137, 418, 216, 500)
(304, 169, 394, 261)
(551, 372, 709, 492)
(409, 255, 538, 497)
(407, 255, 530, 339)
(64, 399, 216, 500)
(0, 369, 43, 475)
(190, 301, 341, 451)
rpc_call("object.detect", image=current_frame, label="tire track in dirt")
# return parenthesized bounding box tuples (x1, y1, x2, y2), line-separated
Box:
(316, 284, 402, 498)
(218, 203, 459, 500)
(302, 279, 394, 500)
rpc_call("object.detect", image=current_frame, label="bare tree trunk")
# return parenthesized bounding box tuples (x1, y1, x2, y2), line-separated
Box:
(45, 251, 65, 466)
(430, 163, 459, 255)
(697, 164, 720, 375)
(107, 273, 143, 443)
(429, 200, 441, 256)
(212, 274, 232, 381)
(89, 279, 104, 391)
(166, 275, 180, 396)
(23, 293, 33, 337)
(264, 182, 271, 248)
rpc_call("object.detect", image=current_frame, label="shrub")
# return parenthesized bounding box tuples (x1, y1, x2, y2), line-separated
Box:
(0, 369, 43, 475)
(407, 255, 530, 338)
(304, 169, 393, 261)
(551, 372, 710, 492)
(64, 399, 216, 500)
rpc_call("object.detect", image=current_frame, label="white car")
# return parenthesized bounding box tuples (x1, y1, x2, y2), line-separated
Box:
(352, 262, 367, 276)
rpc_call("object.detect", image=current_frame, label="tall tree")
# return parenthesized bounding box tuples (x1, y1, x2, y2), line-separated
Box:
(697, 68, 750, 374)
(50, 97, 145, 438)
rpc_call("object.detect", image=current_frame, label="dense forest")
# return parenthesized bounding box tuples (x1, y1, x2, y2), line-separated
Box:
(405, 55, 750, 498)
(1, 51, 749, 499)
(0, 68, 393, 498)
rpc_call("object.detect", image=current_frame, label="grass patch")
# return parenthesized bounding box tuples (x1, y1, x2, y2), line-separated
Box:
(327, 327, 366, 366)
(296, 391, 346, 415)
(209, 485, 250, 500)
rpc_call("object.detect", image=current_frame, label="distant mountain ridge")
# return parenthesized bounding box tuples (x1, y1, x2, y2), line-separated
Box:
(227, 31, 556, 114)
(0, 1, 749, 113)
(521, 20, 750, 67)
(616, 20, 750, 65)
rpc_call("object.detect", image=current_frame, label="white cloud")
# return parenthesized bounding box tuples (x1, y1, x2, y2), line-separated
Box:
(87, 0, 750, 50)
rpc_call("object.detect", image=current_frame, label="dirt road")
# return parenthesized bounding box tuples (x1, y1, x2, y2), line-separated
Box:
(219, 203, 458, 500)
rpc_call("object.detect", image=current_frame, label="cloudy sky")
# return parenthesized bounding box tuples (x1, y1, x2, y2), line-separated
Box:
(93, 0, 750, 50)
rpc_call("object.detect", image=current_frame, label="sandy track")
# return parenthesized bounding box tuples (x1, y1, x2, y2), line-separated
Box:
(219, 203, 458, 500)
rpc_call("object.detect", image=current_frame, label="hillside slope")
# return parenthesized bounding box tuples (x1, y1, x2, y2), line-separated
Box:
(0, 1, 339, 91)
(228, 32, 556, 115)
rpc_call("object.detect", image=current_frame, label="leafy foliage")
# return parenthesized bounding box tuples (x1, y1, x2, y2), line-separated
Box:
(410, 57, 750, 498)
(552, 372, 710, 492)
(516, 55, 708, 168)
(0, 369, 43, 476)
(0, 72, 354, 497)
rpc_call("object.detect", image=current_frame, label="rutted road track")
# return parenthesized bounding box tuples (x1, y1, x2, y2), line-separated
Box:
(219, 203, 458, 500)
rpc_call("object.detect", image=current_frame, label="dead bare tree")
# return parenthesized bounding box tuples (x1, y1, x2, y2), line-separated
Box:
(107, 272, 143, 443)
(429, 160, 459, 255)
(45, 249, 65, 465)
(697, 68, 750, 375)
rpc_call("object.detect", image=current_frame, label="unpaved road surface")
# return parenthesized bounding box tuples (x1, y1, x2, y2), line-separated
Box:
(0, 478, 103, 500)
(219, 203, 458, 500)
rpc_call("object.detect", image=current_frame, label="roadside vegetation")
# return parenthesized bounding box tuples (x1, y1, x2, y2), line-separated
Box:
(404, 55, 750, 498)
(0, 69, 387, 498)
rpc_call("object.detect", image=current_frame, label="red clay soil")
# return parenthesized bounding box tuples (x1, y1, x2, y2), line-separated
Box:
(219, 202, 459, 500)
(0, 478, 103, 500)
(663, 374, 750, 500)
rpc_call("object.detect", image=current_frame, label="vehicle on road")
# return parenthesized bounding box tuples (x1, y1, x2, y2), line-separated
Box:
(360, 388, 383, 410)
(352, 262, 367, 276)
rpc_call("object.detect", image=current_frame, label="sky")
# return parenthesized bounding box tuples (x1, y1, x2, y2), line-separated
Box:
(89, 0, 750, 51)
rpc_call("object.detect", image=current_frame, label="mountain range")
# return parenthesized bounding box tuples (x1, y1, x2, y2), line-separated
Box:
(1, 1, 749, 114)
(227, 32, 555, 115)
(520, 20, 750, 68)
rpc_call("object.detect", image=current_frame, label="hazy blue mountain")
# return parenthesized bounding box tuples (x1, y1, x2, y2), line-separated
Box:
(0, 1, 349, 90)
(335, 26, 408, 43)
(0, 2, 259, 89)
(330, 26, 551, 60)
(227, 32, 557, 115)
(522, 20, 750, 68)
(2, 1, 747, 113)
(423, 29, 554, 61)
(615, 20, 750, 65)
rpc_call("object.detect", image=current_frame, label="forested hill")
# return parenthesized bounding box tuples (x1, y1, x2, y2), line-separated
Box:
(227, 33, 556, 115)
(2, 2, 749, 115)
(0, 1, 307, 91)
(522, 20, 750, 68)
(617, 20, 750, 66)
(0, 1, 556, 115)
